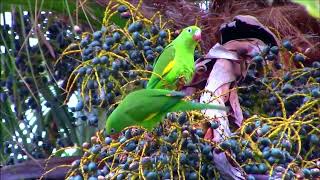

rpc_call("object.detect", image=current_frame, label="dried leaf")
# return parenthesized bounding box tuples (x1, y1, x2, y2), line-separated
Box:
(212, 152, 245, 180)
(205, 43, 240, 61)
(229, 88, 243, 127)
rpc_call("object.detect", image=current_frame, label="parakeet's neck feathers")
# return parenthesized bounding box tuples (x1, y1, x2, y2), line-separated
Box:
(173, 35, 198, 50)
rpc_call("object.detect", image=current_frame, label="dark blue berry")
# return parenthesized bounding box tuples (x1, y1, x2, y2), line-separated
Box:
(187, 142, 196, 151)
(146, 54, 154, 61)
(312, 61, 320, 68)
(151, 26, 159, 35)
(302, 168, 311, 178)
(132, 32, 140, 41)
(88, 116, 98, 126)
(188, 172, 197, 180)
(116, 173, 125, 180)
(247, 175, 255, 180)
(112, 61, 121, 70)
(262, 46, 270, 55)
(159, 30, 167, 38)
(260, 124, 270, 135)
(105, 137, 112, 145)
(125, 142, 136, 152)
(117, 5, 128, 13)
(282, 83, 293, 94)
(155, 46, 163, 53)
(73, 175, 83, 180)
(80, 38, 89, 48)
(90, 40, 100, 47)
(253, 55, 263, 63)
(258, 163, 267, 174)
(90, 144, 101, 154)
(311, 88, 320, 98)
(87, 161, 97, 171)
(143, 31, 151, 39)
(259, 137, 271, 146)
(266, 53, 276, 61)
(270, 46, 279, 54)
(87, 80, 96, 89)
(105, 37, 115, 46)
(270, 148, 282, 158)
(103, 43, 111, 51)
(282, 40, 293, 50)
(113, 32, 121, 42)
(129, 161, 139, 171)
(210, 121, 220, 129)
(310, 134, 319, 145)
(124, 41, 134, 50)
(146, 171, 157, 180)
(92, 57, 100, 65)
(100, 56, 109, 64)
(293, 53, 305, 62)
(143, 40, 152, 46)
(93, 31, 102, 40)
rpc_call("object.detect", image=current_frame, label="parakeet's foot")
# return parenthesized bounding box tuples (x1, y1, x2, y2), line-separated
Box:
(177, 76, 186, 90)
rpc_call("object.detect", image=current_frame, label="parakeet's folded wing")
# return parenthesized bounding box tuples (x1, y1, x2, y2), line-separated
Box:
(147, 45, 176, 89)
(122, 90, 184, 122)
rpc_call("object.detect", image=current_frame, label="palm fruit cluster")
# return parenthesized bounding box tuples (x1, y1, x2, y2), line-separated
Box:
(66, 112, 223, 180)
(232, 40, 320, 179)
(59, 0, 181, 128)
(65, 33, 319, 180)
(1, 11, 77, 165)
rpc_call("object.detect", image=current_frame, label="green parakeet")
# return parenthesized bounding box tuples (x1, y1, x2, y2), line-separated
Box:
(292, 0, 320, 18)
(105, 89, 226, 135)
(146, 26, 201, 90)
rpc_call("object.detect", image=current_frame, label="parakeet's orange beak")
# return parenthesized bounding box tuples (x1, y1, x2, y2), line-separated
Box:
(110, 133, 120, 139)
(193, 30, 201, 41)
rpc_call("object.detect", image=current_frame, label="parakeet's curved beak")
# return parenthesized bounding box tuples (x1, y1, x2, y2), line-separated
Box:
(110, 133, 120, 139)
(193, 30, 201, 41)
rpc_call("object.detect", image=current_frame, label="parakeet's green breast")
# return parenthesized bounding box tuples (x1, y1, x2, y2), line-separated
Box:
(105, 89, 227, 135)
(146, 26, 201, 90)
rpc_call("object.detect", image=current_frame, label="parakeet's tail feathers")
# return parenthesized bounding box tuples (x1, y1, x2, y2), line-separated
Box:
(146, 89, 185, 98)
(169, 101, 228, 112)
(146, 79, 159, 89)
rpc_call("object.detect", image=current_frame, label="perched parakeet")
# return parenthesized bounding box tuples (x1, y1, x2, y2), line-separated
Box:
(146, 26, 201, 90)
(105, 89, 226, 135)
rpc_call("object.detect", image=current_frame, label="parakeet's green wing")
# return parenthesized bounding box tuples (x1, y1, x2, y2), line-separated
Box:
(121, 90, 184, 122)
(147, 44, 176, 89)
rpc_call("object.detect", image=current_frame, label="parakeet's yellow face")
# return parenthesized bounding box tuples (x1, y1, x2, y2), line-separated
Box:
(180, 26, 202, 42)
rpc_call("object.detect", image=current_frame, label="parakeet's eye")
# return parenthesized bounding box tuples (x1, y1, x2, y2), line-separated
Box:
(111, 128, 115, 133)
(187, 28, 192, 33)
